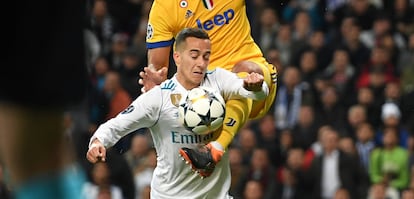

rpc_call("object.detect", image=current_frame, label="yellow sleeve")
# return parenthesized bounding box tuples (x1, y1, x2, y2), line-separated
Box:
(146, 0, 177, 49)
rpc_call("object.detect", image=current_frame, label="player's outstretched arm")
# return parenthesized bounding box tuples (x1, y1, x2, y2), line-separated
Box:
(138, 47, 170, 92)
(86, 139, 106, 163)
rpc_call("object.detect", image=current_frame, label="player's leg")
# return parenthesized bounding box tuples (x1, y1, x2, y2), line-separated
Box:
(179, 60, 274, 177)
(246, 60, 278, 119)
(179, 97, 251, 177)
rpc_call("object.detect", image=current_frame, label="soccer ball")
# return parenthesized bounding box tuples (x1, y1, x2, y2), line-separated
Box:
(178, 86, 226, 135)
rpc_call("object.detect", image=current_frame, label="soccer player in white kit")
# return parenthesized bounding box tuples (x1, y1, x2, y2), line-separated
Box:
(86, 28, 268, 198)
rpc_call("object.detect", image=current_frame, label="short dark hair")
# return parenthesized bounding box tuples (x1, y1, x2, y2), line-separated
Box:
(174, 28, 210, 50)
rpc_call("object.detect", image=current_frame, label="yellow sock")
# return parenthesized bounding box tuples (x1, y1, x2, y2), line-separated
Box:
(216, 98, 251, 150)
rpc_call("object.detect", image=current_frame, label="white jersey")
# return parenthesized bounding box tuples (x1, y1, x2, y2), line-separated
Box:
(89, 68, 268, 199)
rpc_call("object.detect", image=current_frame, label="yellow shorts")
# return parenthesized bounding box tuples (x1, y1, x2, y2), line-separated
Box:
(247, 58, 278, 120)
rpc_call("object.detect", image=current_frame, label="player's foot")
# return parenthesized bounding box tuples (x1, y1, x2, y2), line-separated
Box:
(179, 143, 223, 178)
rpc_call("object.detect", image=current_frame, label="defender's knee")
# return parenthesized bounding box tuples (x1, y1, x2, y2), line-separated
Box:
(232, 60, 263, 75)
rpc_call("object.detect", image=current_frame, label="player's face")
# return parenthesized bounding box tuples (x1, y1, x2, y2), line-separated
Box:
(174, 37, 211, 90)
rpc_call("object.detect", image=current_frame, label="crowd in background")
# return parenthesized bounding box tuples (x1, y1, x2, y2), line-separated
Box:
(1, 0, 414, 199)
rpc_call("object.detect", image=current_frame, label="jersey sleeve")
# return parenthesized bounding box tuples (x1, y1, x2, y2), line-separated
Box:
(146, 0, 177, 49)
(89, 87, 162, 148)
(214, 68, 269, 100)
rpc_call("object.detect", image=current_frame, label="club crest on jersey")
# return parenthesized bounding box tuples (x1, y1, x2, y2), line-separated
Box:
(202, 0, 213, 10)
(185, 10, 193, 19)
(179, 0, 188, 8)
(170, 94, 182, 107)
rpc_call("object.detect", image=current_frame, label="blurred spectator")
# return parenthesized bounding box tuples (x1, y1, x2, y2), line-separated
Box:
(275, 147, 310, 199)
(271, 23, 294, 67)
(386, 0, 414, 39)
(243, 180, 264, 199)
(265, 47, 284, 75)
(333, 188, 351, 199)
(134, 148, 156, 199)
(279, 129, 295, 165)
(82, 162, 123, 199)
(311, 125, 333, 156)
(292, 30, 333, 72)
(379, 32, 402, 69)
(399, 33, 414, 94)
(333, 0, 380, 31)
(123, 133, 151, 172)
(99, 70, 133, 152)
(401, 188, 414, 199)
(408, 135, 414, 174)
(104, 149, 136, 199)
(104, 0, 144, 36)
(237, 148, 277, 199)
(254, 7, 280, 55)
(356, 86, 382, 127)
(338, 136, 357, 156)
(298, 50, 319, 86)
(119, 48, 145, 99)
(130, 0, 153, 52)
(236, 127, 258, 166)
(345, 104, 368, 139)
(281, 0, 324, 30)
(105, 32, 129, 70)
(307, 126, 369, 199)
(310, 73, 332, 107)
(228, 147, 248, 199)
(273, 67, 304, 130)
(355, 122, 376, 173)
(90, 56, 111, 92)
(367, 182, 400, 199)
(370, 127, 410, 191)
(291, 105, 319, 150)
(84, 29, 102, 72)
(255, 114, 282, 168)
(335, 17, 372, 69)
(246, 0, 267, 40)
(314, 85, 347, 134)
(89, 0, 117, 54)
(103, 71, 132, 120)
(384, 81, 403, 105)
(360, 14, 406, 51)
(356, 46, 398, 93)
(291, 11, 314, 48)
(89, 56, 111, 126)
(375, 102, 410, 148)
(324, 48, 357, 106)
(323, 0, 350, 38)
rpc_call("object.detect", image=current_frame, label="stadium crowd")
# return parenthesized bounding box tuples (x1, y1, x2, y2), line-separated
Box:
(1, 0, 414, 199)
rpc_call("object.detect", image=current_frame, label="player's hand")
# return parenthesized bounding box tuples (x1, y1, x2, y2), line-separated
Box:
(243, 72, 264, 92)
(86, 139, 106, 163)
(138, 64, 168, 93)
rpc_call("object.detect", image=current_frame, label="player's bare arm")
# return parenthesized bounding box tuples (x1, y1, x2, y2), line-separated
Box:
(138, 46, 170, 92)
(86, 138, 106, 163)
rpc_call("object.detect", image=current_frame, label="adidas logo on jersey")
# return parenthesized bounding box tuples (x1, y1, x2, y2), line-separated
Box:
(196, 9, 234, 31)
(185, 10, 193, 19)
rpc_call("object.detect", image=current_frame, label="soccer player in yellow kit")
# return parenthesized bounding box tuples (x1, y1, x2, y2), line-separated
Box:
(139, 0, 278, 177)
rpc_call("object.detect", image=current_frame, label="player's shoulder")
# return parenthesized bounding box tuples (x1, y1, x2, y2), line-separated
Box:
(206, 67, 228, 75)
(206, 67, 234, 78)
